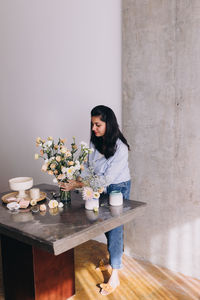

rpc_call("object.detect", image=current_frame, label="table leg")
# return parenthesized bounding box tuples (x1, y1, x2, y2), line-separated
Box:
(1, 235, 75, 300)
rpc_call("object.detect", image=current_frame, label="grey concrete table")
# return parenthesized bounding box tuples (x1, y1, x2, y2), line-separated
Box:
(0, 184, 146, 300)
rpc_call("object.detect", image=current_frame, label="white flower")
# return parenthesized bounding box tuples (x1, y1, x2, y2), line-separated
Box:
(47, 140, 53, 147)
(65, 150, 71, 157)
(61, 167, 68, 174)
(43, 141, 52, 148)
(66, 166, 75, 179)
(93, 192, 100, 199)
(49, 156, 55, 162)
(58, 202, 64, 208)
(60, 147, 67, 154)
(80, 141, 88, 148)
(53, 178, 58, 183)
(48, 200, 58, 209)
(82, 187, 94, 200)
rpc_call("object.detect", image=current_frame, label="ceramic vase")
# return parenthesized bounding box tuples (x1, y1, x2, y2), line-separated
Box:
(85, 198, 99, 210)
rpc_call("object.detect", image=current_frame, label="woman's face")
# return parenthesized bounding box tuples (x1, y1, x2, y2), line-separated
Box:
(91, 116, 106, 137)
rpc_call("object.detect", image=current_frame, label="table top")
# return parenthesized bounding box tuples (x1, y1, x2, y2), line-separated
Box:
(0, 184, 146, 255)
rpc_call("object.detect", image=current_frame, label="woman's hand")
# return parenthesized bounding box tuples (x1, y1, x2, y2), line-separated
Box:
(59, 180, 83, 191)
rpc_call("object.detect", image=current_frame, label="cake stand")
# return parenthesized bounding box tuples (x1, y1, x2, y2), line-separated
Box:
(9, 177, 33, 199)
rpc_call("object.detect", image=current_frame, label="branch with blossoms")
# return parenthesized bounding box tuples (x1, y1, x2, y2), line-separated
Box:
(34, 137, 93, 183)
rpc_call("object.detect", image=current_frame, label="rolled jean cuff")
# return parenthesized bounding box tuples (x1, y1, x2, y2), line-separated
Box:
(110, 263, 123, 270)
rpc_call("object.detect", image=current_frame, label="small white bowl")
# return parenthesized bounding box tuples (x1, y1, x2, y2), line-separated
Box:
(9, 177, 33, 198)
(7, 202, 20, 211)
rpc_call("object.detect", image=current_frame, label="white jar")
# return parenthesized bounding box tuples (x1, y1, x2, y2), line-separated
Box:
(109, 191, 123, 206)
(30, 188, 40, 200)
(85, 198, 99, 210)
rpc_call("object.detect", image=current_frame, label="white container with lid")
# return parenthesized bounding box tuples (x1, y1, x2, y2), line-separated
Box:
(109, 191, 123, 206)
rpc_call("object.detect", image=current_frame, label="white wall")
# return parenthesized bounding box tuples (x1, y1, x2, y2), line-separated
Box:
(0, 0, 121, 192)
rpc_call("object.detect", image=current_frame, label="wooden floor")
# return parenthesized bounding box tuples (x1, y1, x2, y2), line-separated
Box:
(71, 240, 200, 300)
(0, 240, 200, 300)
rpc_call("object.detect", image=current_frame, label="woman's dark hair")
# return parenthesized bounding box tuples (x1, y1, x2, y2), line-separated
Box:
(90, 105, 130, 159)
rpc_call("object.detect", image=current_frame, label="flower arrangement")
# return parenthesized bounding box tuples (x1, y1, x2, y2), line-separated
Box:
(35, 136, 93, 202)
(82, 166, 107, 201)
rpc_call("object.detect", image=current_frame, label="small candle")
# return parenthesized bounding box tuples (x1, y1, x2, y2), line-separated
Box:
(109, 191, 123, 206)
(30, 188, 40, 200)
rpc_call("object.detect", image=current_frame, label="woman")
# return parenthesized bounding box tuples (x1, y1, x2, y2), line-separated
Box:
(60, 105, 131, 296)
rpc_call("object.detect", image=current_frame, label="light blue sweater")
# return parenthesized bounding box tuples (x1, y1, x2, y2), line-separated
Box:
(83, 138, 130, 185)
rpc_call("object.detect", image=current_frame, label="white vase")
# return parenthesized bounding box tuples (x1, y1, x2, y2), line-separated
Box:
(85, 198, 99, 210)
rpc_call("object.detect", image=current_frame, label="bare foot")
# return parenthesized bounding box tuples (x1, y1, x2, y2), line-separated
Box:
(100, 269, 120, 296)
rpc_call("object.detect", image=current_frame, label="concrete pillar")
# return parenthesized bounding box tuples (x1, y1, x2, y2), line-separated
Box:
(123, 0, 200, 279)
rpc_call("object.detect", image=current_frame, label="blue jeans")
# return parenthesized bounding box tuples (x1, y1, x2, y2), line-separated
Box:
(105, 180, 131, 269)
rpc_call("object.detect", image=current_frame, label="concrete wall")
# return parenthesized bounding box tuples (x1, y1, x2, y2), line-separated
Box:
(0, 0, 121, 192)
(123, 0, 200, 279)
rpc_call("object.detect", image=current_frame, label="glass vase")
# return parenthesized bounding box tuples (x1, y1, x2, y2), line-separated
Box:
(59, 188, 71, 204)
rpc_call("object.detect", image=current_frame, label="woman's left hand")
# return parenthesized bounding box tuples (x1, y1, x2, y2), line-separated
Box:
(59, 180, 83, 191)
